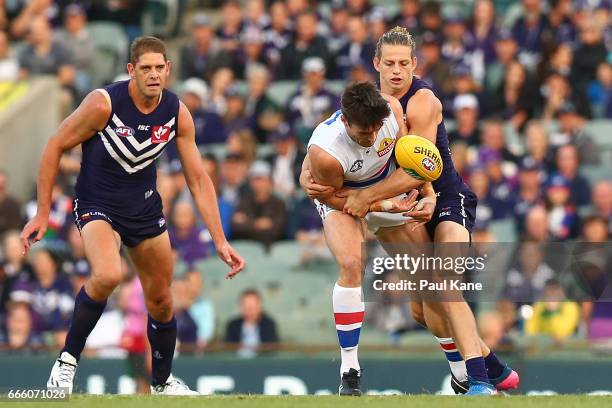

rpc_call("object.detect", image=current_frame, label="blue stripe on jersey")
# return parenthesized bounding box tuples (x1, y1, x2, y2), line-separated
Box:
(343, 158, 392, 188)
(445, 351, 463, 362)
(324, 110, 342, 125)
(337, 328, 361, 348)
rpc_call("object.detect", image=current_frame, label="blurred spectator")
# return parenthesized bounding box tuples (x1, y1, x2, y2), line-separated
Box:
(0, 30, 19, 81)
(217, 0, 245, 63)
(513, 159, 543, 235)
(544, 174, 580, 241)
(286, 57, 340, 144)
(54, 4, 95, 98)
(490, 60, 536, 130)
(25, 183, 73, 242)
(450, 142, 469, 181)
(168, 201, 210, 268)
(419, 31, 453, 98)
(587, 62, 612, 119)
(289, 196, 327, 263)
(449, 94, 480, 146)
(346, 0, 372, 15)
(441, 15, 468, 68)
(541, 72, 591, 120)
(117, 275, 149, 394)
(220, 153, 249, 207)
(523, 205, 551, 242)
(278, 10, 333, 80)
(199, 153, 233, 239)
(172, 280, 198, 353)
(391, 0, 420, 33)
(63, 225, 89, 295)
(0, 301, 44, 352)
(467, 0, 498, 70)
(189, 276, 215, 352)
(262, 0, 293, 73)
(233, 26, 268, 79)
(0, 170, 22, 235)
(449, 64, 480, 112)
(368, 7, 389, 43)
(572, 20, 607, 89)
(469, 167, 494, 230)
(581, 214, 609, 242)
(484, 28, 518, 95)
(226, 129, 258, 165)
(18, 16, 76, 117)
(326, 2, 349, 54)
(554, 144, 591, 207)
(335, 15, 375, 80)
(512, 0, 548, 68)
(544, 0, 576, 46)
(245, 64, 283, 143)
(9, 0, 52, 39)
(182, 77, 227, 145)
(525, 279, 580, 342)
(88, 0, 145, 43)
(225, 289, 279, 358)
(209, 67, 235, 116)
(264, 123, 306, 199)
(244, 0, 269, 30)
(550, 103, 600, 165)
(180, 14, 230, 82)
(12, 248, 73, 346)
(522, 120, 554, 174)
(223, 86, 249, 133)
(481, 151, 516, 220)
(479, 118, 518, 163)
(537, 43, 573, 84)
(419, 1, 443, 35)
(591, 181, 611, 233)
(286, 0, 310, 19)
(231, 161, 287, 247)
(1, 231, 33, 313)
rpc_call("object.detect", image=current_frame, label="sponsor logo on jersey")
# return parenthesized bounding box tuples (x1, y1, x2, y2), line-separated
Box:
(151, 126, 171, 143)
(422, 157, 436, 172)
(377, 137, 395, 157)
(138, 125, 151, 131)
(349, 160, 364, 172)
(114, 126, 134, 137)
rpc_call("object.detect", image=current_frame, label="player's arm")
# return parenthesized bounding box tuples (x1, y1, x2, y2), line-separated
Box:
(342, 95, 425, 217)
(405, 89, 442, 143)
(175, 102, 244, 278)
(20, 90, 110, 252)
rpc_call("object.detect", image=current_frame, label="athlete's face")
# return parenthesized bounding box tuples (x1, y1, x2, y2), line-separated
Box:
(374, 44, 417, 95)
(342, 116, 382, 147)
(128, 52, 170, 99)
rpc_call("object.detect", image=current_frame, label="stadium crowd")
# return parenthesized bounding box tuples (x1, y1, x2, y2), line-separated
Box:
(0, 0, 611, 362)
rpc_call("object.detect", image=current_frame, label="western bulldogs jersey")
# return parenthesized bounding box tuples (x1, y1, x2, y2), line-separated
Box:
(75, 80, 179, 217)
(398, 76, 471, 197)
(308, 109, 399, 189)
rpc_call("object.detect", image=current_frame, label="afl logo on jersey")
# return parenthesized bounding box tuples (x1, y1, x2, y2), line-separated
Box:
(151, 126, 171, 143)
(422, 157, 436, 172)
(377, 137, 395, 157)
(115, 126, 134, 137)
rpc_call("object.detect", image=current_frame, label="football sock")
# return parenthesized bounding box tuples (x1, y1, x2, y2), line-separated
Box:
(333, 283, 364, 376)
(435, 337, 467, 382)
(62, 286, 107, 361)
(484, 351, 506, 379)
(465, 357, 490, 383)
(147, 314, 177, 386)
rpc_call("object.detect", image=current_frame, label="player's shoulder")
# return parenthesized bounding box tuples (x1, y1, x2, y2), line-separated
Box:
(310, 114, 343, 145)
(406, 88, 442, 118)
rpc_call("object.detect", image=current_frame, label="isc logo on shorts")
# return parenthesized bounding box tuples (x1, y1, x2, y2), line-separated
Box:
(158, 218, 166, 228)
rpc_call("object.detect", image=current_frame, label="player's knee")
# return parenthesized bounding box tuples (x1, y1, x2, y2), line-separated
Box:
(145, 292, 173, 317)
(338, 256, 363, 286)
(89, 267, 122, 296)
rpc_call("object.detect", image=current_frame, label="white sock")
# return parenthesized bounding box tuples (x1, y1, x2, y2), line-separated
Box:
(435, 336, 467, 382)
(333, 283, 364, 376)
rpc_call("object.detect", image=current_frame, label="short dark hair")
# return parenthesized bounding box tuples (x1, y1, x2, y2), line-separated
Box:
(341, 81, 390, 129)
(241, 289, 261, 300)
(130, 36, 167, 65)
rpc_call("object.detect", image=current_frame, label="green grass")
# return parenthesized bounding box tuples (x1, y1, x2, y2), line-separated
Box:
(8, 395, 612, 408)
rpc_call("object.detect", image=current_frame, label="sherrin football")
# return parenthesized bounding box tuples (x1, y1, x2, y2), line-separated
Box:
(394, 135, 443, 182)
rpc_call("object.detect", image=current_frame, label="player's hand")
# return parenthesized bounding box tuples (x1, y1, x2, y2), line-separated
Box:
(300, 169, 335, 200)
(342, 189, 371, 218)
(216, 241, 245, 279)
(370, 189, 419, 213)
(20, 214, 48, 255)
(404, 196, 436, 231)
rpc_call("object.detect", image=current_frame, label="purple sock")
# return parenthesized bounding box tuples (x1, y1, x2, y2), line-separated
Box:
(62, 286, 107, 361)
(465, 357, 490, 383)
(485, 352, 505, 378)
(147, 315, 177, 386)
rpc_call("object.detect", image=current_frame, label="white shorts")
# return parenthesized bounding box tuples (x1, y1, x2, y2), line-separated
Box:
(314, 197, 409, 233)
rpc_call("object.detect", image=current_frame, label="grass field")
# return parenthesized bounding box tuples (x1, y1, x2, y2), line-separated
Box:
(7, 395, 612, 408)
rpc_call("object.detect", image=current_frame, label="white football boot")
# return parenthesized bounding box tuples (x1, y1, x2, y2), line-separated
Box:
(47, 351, 78, 394)
(150, 374, 199, 395)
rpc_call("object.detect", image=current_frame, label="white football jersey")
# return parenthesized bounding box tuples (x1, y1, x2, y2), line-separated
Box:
(308, 109, 400, 189)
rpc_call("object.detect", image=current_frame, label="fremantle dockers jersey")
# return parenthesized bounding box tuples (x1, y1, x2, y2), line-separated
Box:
(308, 109, 400, 189)
(398, 76, 471, 197)
(74, 80, 179, 216)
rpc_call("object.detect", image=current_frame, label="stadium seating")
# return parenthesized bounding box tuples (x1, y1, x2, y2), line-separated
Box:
(87, 22, 129, 87)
